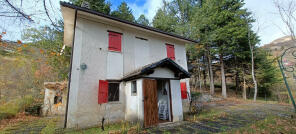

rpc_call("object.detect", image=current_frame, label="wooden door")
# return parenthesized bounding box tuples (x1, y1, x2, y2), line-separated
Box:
(143, 79, 158, 127)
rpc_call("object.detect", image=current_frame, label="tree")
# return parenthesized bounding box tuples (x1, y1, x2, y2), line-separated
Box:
(247, 24, 259, 101)
(274, 0, 296, 41)
(71, 0, 111, 15)
(191, 0, 253, 98)
(0, 0, 33, 22)
(152, 0, 199, 36)
(22, 23, 71, 80)
(136, 14, 149, 26)
(152, 8, 177, 33)
(255, 49, 282, 98)
(111, 2, 135, 22)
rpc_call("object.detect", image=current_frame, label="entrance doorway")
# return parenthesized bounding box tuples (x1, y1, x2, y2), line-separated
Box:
(157, 80, 172, 123)
(143, 79, 173, 127)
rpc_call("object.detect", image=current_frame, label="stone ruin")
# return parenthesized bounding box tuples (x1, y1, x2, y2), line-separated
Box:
(42, 82, 68, 116)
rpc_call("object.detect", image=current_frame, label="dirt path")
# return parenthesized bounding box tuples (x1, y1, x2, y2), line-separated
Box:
(146, 102, 294, 134)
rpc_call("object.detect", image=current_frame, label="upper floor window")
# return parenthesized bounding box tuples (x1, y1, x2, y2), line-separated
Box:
(108, 31, 122, 52)
(166, 44, 175, 60)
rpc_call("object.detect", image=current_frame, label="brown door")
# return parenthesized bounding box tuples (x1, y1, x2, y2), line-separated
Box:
(143, 79, 159, 127)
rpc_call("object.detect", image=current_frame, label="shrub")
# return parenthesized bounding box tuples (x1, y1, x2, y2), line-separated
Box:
(0, 95, 34, 120)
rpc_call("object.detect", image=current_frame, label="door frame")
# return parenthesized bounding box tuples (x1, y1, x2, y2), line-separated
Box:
(142, 78, 174, 127)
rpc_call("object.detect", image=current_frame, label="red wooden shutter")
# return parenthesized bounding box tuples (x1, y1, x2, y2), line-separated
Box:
(98, 80, 108, 104)
(108, 32, 122, 52)
(180, 82, 188, 99)
(166, 44, 175, 60)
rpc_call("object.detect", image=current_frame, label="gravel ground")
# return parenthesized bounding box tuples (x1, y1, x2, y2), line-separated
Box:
(145, 102, 294, 134)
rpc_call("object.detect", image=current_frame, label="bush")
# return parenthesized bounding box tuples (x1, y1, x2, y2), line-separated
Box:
(0, 95, 34, 120)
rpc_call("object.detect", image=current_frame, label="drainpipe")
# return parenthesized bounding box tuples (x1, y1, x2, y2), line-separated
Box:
(64, 9, 78, 128)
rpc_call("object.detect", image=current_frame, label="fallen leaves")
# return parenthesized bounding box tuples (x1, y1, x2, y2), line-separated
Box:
(0, 112, 40, 130)
(17, 40, 22, 44)
(40, 49, 44, 54)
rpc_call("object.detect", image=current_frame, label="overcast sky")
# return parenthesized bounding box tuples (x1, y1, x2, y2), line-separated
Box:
(0, 0, 291, 45)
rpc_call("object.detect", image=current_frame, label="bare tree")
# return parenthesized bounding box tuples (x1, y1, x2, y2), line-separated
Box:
(0, 0, 62, 37)
(274, 0, 296, 41)
(1, 0, 33, 22)
(246, 20, 259, 102)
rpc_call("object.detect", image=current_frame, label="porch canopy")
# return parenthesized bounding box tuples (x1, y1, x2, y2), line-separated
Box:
(122, 58, 191, 81)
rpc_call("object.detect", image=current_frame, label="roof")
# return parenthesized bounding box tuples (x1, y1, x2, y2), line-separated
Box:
(60, 1, 199, 44)
(122, 58, 191, 81)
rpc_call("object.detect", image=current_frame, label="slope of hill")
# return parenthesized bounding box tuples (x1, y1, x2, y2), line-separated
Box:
(262, 36, 295, 57)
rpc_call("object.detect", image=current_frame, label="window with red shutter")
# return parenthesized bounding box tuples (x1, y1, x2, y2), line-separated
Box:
(180, 82, 188, 99)
(108, 32, 122, 52)
(166, 44, 175, 60)
(98, 80, 108, 104)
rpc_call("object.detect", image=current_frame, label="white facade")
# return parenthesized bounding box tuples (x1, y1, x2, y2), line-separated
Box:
(62, 4, 193, 128)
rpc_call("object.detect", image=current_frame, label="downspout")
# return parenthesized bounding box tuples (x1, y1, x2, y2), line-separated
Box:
(64, 9, 78, 128)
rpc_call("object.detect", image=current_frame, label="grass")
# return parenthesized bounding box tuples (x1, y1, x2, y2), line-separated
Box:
(0, 96, 34, 120)
(225, 115, 296, 134)
(184, 109, 227, 122)
(63, 122, 141, 134)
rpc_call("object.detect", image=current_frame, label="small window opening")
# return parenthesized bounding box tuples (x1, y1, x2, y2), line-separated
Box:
(108, 83, 120, 102)
(54, 95, 62, 104)
(131, 81, 137, 96)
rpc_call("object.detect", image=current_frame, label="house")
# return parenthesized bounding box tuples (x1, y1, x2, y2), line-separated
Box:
(60, 2, 198, 128)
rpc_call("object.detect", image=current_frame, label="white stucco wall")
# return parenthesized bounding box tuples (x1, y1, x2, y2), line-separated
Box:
(67, 17, 126, 128)
(145, 67, 175, 79)
(137, 79, 144, 123)
(107, 52, 123, 79)
(170, 80, 183, 122)
(125, 81, 138, 122)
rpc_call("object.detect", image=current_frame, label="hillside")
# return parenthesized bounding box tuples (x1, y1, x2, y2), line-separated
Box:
(262, 36, 296, 57)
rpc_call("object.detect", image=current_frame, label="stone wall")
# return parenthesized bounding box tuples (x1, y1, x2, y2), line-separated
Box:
(42, 82, 68, 116)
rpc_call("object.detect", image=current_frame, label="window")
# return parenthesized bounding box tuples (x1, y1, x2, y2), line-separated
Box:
(180, 82, 188, 99)
(166, 44, 175, 60)
(54, 95, 62, 104)
(131, 81, 137, 96)
(108, 31, 122, 52)
(108, 83, 120, 102)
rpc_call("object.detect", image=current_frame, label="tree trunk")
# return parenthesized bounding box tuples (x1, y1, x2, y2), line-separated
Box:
(203, 55, 207, 90)
(243, 71, 247, 100)
(251, 46, 258, 102)
(248, 26, 258, 102)
(195, 76, 199, 91)
(207, 50, 215, 95)
(198, 63, 202, 92)
(220, 53, 227, 98)
(234, 56, 239, 95)
(248, 87, 251, 98)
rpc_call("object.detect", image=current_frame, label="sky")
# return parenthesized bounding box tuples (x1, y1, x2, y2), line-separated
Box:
(0, 0, 291, 45)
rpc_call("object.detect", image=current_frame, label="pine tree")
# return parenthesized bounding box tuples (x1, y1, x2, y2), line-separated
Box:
(70, 0, 111, 15)
(152, 8, 177, 33)
(191, 0, 255, 98)
(111, 2, 135, 22)
(136, 14, 149, 26)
